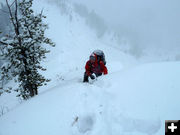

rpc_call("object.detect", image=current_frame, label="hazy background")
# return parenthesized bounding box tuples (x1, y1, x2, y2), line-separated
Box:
(1, 0, 180, 60)
(70, 0, 180, 51)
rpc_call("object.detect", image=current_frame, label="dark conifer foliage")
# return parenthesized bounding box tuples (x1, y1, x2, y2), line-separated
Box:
(0, 0, 55, 99)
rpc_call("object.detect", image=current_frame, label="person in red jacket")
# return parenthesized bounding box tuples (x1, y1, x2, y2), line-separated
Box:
(83, 53, 108, 82)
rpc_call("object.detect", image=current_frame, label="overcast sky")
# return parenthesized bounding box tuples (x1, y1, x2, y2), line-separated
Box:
(70, 0, 180, 50)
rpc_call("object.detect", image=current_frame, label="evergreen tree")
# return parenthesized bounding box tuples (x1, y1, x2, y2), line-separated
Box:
(0, 0, 55, 99)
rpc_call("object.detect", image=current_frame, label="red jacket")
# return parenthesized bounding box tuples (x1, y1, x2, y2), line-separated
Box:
(85, 60, 108, 76)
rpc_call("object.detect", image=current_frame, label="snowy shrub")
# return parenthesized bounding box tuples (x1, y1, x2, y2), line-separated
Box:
(0, 0, 55, 99)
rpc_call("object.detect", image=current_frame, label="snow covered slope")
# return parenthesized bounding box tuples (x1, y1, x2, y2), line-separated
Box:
(0, 0, 180, 135)
(0, 62, 180, 135)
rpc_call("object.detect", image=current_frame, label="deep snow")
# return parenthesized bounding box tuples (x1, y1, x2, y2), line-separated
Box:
(0, 0, 180, 135)
(1, 61, 180, 135)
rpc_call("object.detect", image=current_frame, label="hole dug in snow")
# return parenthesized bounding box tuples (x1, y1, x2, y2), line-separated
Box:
(74, 114, 96, 134)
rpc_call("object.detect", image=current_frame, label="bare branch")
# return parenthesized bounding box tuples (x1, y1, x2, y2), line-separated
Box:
(14, 0, 19, 32)
(14, 0, 19, 34)
(14, 0, 22, 47)
(40, 8, 44, 18)
(6, 0, 21, 47)
(6, 0, 16, 29)
(10, 0, 16, 7)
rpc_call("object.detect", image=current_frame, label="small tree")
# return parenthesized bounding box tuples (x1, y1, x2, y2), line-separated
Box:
(0, 0, 55, 99)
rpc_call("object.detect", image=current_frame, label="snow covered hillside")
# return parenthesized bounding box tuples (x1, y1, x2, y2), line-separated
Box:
(1, 61, 180, 135)
(0, 0, 180, 135)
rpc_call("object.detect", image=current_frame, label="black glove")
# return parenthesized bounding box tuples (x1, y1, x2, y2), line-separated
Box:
(90, 74, 95, 80)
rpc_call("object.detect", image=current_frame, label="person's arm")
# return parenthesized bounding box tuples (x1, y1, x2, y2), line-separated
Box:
(100, 61, 108, 75)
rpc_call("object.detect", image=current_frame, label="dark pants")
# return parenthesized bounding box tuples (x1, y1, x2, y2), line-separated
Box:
(83, 72, 102, 82)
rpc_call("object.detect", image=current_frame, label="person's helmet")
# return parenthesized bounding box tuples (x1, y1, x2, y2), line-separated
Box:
(89, 53, 96, 62)
(93, 50, 106, 65)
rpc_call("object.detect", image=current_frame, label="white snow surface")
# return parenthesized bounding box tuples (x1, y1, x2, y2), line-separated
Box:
(0, 0, 180, 135)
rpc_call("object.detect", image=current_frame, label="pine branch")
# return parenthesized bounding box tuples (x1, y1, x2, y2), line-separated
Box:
(24, 19, 33, 39)
(0, 41, 14, 47)
(0, 41, 8, 46)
